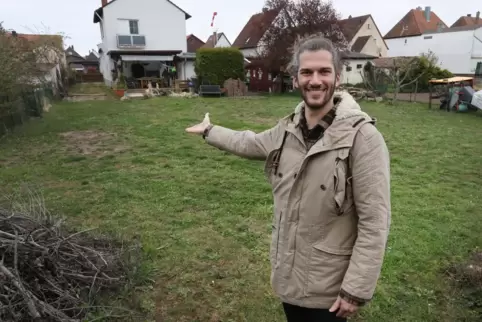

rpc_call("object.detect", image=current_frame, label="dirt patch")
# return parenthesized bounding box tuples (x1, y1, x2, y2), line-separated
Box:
(446, 251, 482, 315)
(59, 130, 129, 157)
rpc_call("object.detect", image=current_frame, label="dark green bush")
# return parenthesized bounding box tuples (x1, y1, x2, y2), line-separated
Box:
(194, 48, 245, 86)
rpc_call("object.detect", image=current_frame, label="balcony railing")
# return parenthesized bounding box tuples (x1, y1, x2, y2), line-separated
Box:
(116, 35, 146, 48)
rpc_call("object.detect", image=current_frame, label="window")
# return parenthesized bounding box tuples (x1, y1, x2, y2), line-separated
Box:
(424, 36, 432, 39)
(367, 24, 371, 29)
(356, 64, 363, 69)
(129, 20, 139, 34)
(346, 66, 352, 72)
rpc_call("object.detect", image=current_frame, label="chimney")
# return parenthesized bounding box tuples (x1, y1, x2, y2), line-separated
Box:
(467, 14, 472, 17)
(476, 11, 480, 23)
(424, 6, 431, 22)
(101, 0, 108, 7)
(212, 31, 217, 47)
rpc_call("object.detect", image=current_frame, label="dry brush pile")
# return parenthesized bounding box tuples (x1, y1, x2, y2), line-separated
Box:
(0, 199, 142, 321)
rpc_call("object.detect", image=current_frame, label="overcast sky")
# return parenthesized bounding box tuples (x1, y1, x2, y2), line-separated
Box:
(1, 0, 480, 56)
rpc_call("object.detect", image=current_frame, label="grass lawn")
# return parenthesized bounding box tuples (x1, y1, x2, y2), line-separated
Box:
(1, 95, 481, 321)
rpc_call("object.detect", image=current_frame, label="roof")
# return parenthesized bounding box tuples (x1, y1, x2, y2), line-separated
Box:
(384, 8, 448, 39)
(424, 24, 482, 35)
(451, 15, 482, 28)
(372, 56, 416, 69)
(6, 32, 63, 48)
(85, 52, 99, 61)
(65, 46, 84, 60)
(232, 9, 279, 49)
(186, 34, 205, 52)
(350, 35, 370, 52)
(341, 51, 377, 60)
(338, 15, 370, 42)
(93, 0, 191, 23)
(201, 32, 231, 48)
(429, 76, 473, 84)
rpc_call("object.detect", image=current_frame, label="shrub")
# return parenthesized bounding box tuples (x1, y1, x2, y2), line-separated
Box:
(194, 48, 245, 86)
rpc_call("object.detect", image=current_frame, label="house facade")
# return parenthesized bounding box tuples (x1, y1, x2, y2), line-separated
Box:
(384, 7, 482, 75)
(202, 32, 231, 48)
(384, 7, 448, 56)
(232, 10, 385, 90)
(93, 0, 191, 86)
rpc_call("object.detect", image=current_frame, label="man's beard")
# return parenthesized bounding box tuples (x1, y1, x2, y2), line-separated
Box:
(300, 85, 335, 110)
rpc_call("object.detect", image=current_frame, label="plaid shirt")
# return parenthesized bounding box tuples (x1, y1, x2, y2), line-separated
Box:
(299, 105, 337, 150)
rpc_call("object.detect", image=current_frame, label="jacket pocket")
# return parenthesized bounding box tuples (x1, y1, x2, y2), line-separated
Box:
(270, 211, 282, 269)
(264, 149, 282, 185)
(333, 148, 354, 216)
(305, 242, 352, 297)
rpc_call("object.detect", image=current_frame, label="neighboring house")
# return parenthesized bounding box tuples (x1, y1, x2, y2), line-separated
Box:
(384, 7, 482, 75)
(384, 6, 448, 56)
(340, 52, 377, 85)
(451, 12, 481, 28)
(339, 15, 388, 58)
(179, 34, 205, 80)
(93, 0, 191, 86)
(232, 10, 385, 90)
(201, 32, 231, 48)
(8, 32, 66, 96)
(186, 34, 205, 52)
(66, 46, 99, 72)
(231, 9, 279, 59)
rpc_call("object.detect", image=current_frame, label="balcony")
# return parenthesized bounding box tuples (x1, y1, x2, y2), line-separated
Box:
(116, 35, 146, 48)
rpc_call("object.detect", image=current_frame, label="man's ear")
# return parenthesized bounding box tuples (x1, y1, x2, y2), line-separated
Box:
(335, 73, 340, 88)
(292, 76, 299, 89)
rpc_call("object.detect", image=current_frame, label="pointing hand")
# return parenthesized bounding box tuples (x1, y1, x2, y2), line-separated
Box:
(185, 113, 211, 135)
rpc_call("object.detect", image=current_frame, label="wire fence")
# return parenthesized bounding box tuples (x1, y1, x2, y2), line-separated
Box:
(0, 86, 53, 137)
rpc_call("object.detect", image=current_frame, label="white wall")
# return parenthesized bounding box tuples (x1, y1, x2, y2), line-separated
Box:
(341, 59, 371, 84)
(351, 16, 388, 57)
(386, 27, 482, 74)
(215, 35, 231, 48)
(99, 53, 115, 86)
(102, 0, 187, 53)
(177, 60, 196, 80)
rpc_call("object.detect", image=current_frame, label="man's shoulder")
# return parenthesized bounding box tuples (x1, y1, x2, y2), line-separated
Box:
(353, 120, 387, 150)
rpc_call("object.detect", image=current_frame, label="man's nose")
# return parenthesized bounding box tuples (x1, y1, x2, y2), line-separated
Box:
(309, 72, 322, 85)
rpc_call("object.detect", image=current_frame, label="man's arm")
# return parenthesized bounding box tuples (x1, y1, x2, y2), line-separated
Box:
(204, 124, 282, 160)
(340, 124, 391, 304)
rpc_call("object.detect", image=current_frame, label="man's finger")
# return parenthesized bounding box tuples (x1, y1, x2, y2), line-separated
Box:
(329, 297, 340, 313)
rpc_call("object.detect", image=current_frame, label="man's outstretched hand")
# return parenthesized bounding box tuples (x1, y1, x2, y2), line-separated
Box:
(185, 113, 211, 135)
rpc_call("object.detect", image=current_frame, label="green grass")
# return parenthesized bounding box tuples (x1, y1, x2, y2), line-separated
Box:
(1, 96, 482, 321)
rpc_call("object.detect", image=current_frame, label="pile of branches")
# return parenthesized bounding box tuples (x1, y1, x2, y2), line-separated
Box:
(0, 205, 141, 321)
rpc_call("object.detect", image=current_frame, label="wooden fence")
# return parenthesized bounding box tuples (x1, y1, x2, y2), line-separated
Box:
(75, 72, 104, 83)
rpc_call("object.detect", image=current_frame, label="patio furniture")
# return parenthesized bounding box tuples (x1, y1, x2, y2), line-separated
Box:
(199, 85, 222, 97)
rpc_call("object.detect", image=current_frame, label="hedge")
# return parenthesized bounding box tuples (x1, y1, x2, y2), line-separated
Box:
(194, 48, 245, 86)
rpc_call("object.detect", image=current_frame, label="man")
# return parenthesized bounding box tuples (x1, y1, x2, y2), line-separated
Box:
(185, 35, 391, 322)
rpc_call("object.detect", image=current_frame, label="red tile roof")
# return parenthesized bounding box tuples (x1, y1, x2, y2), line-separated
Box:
(186, 34, 205, 52)
(451, 15, 482, 28)
(232, 9, 279, 49)
(338, 15, 370, 42)
(384, 9, 447, 39)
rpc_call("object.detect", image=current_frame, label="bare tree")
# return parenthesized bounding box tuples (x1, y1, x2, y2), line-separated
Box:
(361, 52, 437, 102)
(258, 0, 348, 73)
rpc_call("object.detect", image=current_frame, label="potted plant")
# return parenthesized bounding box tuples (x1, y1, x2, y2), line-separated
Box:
(114, 73, 127, 97)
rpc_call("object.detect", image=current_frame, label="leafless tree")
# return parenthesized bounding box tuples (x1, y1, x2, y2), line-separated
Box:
(258, 0, 348, 73)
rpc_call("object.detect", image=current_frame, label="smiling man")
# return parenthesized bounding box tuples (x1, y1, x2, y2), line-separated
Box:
(185, 34, 391, 322)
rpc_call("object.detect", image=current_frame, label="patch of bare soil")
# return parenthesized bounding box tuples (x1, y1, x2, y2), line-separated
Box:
(59, 130, 129, 157)
(446, 251, 482, 316)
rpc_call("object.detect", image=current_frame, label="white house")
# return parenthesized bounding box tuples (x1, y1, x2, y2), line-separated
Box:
(386, 24, 482, 75)
(93, 0, 191, 86)
(202, 32, 232, 49)
(340, 52, 377, 85)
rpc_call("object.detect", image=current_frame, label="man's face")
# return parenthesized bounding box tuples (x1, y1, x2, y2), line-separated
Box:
(293, 50, 340, 110)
